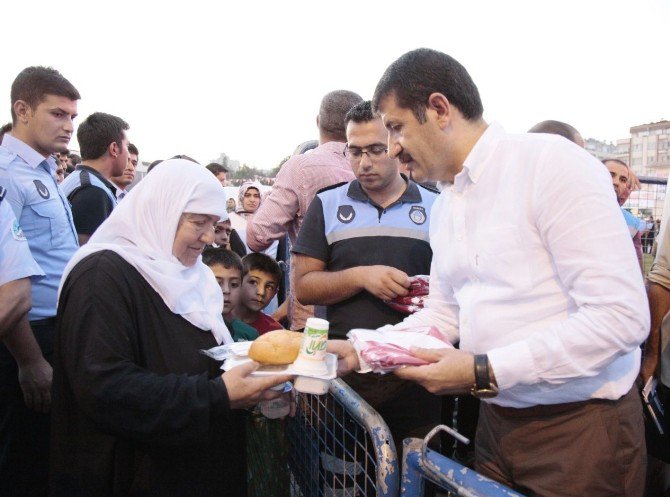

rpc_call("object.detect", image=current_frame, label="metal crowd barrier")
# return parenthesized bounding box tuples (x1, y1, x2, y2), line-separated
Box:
(401, 426, 525, 497)
(286, 378, 400, 497)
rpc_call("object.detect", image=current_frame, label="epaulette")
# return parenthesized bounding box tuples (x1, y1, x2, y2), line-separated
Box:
(315, 181, 349, 195)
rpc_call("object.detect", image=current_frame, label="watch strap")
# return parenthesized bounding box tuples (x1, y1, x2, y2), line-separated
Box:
(472, 354, 499, 398)
(474, 354, 490, 390)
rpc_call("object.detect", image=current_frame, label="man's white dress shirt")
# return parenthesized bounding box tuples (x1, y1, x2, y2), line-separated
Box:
(397, 123, 649, 408)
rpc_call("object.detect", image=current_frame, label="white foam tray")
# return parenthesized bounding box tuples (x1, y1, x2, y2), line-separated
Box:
(221, 352, 337, 380)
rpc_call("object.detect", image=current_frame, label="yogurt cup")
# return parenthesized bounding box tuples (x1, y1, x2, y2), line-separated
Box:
(293, 375, 330, 395)
(293, 353, 337, 395)
(292, 317, 329, 375)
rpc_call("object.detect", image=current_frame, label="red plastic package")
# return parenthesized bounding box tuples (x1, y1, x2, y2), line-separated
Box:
(386, 275, 429, 314)
(347, 325, 453, 374)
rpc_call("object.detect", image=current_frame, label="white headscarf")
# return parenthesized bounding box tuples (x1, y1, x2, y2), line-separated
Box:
(60, 159, 233, 344)
(235, 180, 263, 216)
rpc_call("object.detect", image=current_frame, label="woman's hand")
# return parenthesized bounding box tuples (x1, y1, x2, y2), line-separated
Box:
(222, 361, 294, 410)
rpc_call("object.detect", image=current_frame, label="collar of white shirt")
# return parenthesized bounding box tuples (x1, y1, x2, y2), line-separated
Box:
(455, 121, 505, 190)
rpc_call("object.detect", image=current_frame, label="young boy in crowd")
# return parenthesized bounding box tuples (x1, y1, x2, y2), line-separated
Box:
(210, 219, 247, 258)
(202, 247, 257, 341)
(238, 253, 284, 334)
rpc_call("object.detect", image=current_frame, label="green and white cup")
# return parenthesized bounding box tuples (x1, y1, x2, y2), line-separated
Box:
(292, 317, 329, 375)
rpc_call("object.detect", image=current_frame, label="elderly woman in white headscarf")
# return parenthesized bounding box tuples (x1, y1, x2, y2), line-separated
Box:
(50, 160, 291, 497)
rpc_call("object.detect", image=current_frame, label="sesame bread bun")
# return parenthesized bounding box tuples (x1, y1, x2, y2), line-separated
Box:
(248, 330, 304, 365)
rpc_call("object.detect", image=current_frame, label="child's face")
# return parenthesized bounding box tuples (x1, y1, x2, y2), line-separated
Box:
(214, 221, 232, 247)
(241, 269, 279, 312)
(209, 263, 242, 317)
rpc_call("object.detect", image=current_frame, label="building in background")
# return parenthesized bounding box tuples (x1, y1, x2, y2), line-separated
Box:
(616, 121, 670, 222)
(585, 138, 617, 161)
(628, 121, 670, 179)
(211, 152, 240, 173)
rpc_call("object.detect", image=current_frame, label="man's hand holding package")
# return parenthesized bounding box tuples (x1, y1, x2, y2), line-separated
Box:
(394, 348, 477, 395)
(361, 266, 410, 301)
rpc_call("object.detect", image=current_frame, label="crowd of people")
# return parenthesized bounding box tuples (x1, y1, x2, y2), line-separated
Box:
(0, 48, 669, 497)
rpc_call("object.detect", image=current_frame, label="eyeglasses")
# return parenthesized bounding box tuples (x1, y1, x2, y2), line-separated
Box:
(344, 144, 388, 162)
(182, 214, 216, 235)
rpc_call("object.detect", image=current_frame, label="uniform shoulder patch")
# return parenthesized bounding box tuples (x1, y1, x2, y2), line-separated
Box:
(33, 180, 50, 199)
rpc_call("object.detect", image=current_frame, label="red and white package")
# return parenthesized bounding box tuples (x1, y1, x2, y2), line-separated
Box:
(347, 325, 453, 374)
(386, 275, 429, 314)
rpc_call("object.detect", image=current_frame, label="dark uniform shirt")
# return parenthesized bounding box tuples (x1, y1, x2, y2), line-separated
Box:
(63, 165, 117, 235)
(292, 177, 437, 338)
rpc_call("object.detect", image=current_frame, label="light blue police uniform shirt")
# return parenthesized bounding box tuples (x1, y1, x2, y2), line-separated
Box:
(622, 208, 643, 238)
(0, 193, 44, 286)
(0, 134, 78, 320)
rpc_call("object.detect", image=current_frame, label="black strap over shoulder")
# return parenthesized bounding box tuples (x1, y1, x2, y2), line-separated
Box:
(67, 169, 92, 202)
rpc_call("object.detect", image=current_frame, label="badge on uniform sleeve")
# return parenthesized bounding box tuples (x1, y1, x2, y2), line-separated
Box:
(33, 180, 50, 199)
(337, 205, 356, 224)
(12, 218, 26, 241)
(409, 205, 427, 225)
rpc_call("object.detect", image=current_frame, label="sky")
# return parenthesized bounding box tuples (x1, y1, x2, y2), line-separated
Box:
(1, 0, 668, 171)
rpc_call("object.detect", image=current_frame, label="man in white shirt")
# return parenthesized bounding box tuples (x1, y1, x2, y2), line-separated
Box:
(331, 48, 648, 497)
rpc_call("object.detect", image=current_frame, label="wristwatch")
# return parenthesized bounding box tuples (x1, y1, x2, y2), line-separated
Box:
(471, 354, 499, 399)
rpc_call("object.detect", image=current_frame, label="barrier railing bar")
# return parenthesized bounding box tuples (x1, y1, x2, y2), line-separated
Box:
(401, 437, 525, 497)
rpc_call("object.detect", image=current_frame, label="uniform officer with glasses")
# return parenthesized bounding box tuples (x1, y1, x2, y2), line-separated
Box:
(292, 100, 441, 469)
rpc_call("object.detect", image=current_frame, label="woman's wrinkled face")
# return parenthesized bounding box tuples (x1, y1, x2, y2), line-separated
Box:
(173, 212, 218, 266)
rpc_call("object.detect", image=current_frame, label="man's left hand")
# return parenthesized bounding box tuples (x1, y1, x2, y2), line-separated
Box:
(394, 348, 476, 395)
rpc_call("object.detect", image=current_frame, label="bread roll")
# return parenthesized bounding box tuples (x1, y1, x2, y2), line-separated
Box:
(248, 330, 304, 365)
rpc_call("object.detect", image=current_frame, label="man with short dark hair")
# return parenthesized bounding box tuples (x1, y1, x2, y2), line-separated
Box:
(206, 162, 228, 186)
(332, 49, 648, 497)
(60, 112, 129, 244)
(247, 90, 363, 330)
(0, 65, 80, 496)
(293, 101, 440, 459)
(110, 142, 138, 200)
(528, 119, 585, 148)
